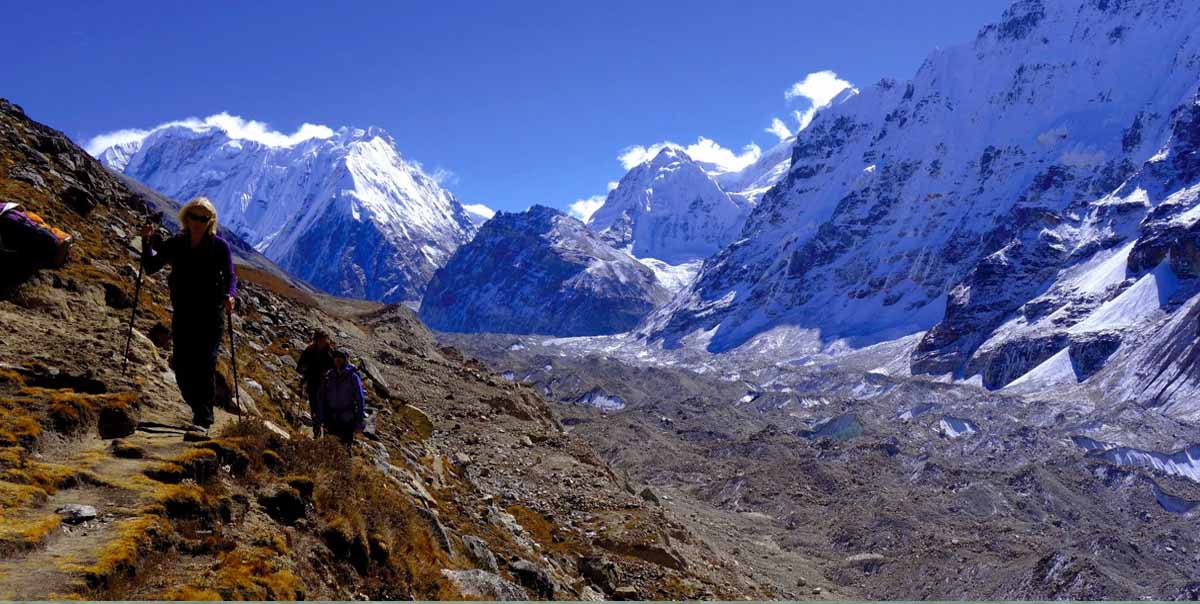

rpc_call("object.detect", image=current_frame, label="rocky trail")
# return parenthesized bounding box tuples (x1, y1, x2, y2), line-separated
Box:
(0, 98, 781, 599)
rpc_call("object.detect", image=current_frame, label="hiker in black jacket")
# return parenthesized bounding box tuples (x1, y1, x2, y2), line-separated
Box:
(140, 197, 237, 434)
(297, 329, 334, 438)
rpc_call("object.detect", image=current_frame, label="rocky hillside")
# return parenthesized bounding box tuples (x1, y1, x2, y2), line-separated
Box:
(420, 206, 669, 337)
(94, 117, 477, 303)
(0, 99, 766, 600)
(643, 0, 1200, 399)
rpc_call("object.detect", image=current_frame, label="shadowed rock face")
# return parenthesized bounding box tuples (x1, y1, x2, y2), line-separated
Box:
(420, 206, 668, 337)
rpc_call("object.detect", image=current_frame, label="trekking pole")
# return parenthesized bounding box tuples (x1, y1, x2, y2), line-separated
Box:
(227, 304, 242, 420)
(121, 240, 147, 374)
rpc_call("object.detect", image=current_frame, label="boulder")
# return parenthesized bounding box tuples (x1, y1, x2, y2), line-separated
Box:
(613, 586, 640, 600)
(56, 504, 97, 524)
(259, 487, 306, 525)
(440, 569, 529, 600)
(400, 404, 434, 439)
(639, 487, 660, 505)
(579, 555, 618, 594)
(97, 403, 137, 439)
(509, 559, 556, 598)
(462, 535, 499, 573)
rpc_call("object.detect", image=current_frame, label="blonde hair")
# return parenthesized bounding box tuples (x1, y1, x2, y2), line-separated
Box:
(179, 197, 219, 237)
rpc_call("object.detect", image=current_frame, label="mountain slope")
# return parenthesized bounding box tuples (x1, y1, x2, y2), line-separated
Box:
(421, 206, 668, 336)
(94, 120, 476, 303)
(643, 0, 1200, 395)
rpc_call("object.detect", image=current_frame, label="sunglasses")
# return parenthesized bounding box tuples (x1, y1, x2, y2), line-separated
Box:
(185, 212, 211, 223)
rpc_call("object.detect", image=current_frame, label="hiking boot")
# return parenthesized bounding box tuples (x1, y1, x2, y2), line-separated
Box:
(183, 424, 210, 442)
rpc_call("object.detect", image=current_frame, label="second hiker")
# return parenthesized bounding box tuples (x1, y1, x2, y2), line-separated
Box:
(316, 348, 366, 448)
(140, 197, 237, 435)
(297, 329, 334, 438)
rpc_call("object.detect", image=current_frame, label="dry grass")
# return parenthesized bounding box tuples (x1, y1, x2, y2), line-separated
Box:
(65, 515, 172, 591)
(218, 420, 459, 598)
(158, 586, 222, 601)
(207, 544, 304, 600)
(143, 448, 218, 485)
(0, 513, 61, 554)
(506, 503, 585, 556)
(236, 265, 318, 308)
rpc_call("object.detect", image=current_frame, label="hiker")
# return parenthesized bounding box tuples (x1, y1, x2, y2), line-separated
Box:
(139, 197, 237, 434)
(297, 328, 335, 438)
(316, 348, 366, 448)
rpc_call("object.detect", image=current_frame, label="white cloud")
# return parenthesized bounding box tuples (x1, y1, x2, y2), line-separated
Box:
(84, 128, 154, 156)
(84, 112, 336, 156)
(618, 137, 761, 173)
(568, 194, 607, 223)
(785, 70, 854, 105)
(775, 70, 856, 134)
(462, 203, 495, 219)
(765, 117, 793, 142)
(428, 167, 458, 186)
(607, 181, 619, 191)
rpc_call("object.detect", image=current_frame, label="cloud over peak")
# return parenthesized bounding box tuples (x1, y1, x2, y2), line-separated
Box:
(777, 70, 856, 134)
(618, 137, 761, 173)
(84, 112, 336, 156)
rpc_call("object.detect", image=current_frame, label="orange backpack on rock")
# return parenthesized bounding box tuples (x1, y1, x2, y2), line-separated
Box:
(0, 202, 73, 274)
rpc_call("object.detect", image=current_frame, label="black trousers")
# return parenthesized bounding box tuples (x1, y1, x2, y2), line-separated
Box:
(324, 420, 355, 449)
(171, 308, 223, 428)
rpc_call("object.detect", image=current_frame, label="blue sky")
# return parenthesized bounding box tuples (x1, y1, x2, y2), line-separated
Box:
(2, 0, 1011, 215)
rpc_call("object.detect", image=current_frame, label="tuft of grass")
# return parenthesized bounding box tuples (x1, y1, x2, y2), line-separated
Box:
(158, 586, 222, 601)
(210, 545, 304, 600)
(142, 446, 219, 485)
(109, 439, 145, 459)
(153, 484, 214, 521)
(66, 515, 172, 591)
(0, 512, 61, 555)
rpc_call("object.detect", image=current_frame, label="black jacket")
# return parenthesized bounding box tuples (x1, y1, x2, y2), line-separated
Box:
(297, 345, 335, 389)
(145, 233, 237, 314)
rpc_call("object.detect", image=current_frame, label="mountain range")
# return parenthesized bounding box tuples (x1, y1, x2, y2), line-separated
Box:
(639, 0, 1200, 401)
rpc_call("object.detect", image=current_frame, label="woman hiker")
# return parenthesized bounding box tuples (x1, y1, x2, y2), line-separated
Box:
(140, 197, 237, 435)
(316, 348, 366, 449)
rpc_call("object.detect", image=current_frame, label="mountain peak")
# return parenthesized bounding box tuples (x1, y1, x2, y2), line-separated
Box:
(420, 202, 667, 336)
(648, 146, 690, 167)
(95, 115, 476, 302)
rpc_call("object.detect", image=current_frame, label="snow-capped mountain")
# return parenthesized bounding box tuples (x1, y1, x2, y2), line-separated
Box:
(588, 147, 755, 265)
(643, 0, 1200, 399)
(95, 121, 476, 302)
(420, 205, 668, 336)
(462, 203, 496, 228)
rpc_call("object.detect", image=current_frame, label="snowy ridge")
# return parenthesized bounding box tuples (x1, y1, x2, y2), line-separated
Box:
(95, 120, 476, 302)
(420, 206, 668, 336)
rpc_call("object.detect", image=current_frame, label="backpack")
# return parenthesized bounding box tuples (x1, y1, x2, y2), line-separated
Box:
(0, 202, 72, 270)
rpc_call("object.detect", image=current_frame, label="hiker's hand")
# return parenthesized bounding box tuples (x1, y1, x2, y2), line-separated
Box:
(139, 224, 156, 250)
(224, 296, 235, 314)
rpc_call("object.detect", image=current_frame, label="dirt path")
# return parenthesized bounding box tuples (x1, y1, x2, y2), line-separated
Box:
(0, 402, 238, 599)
